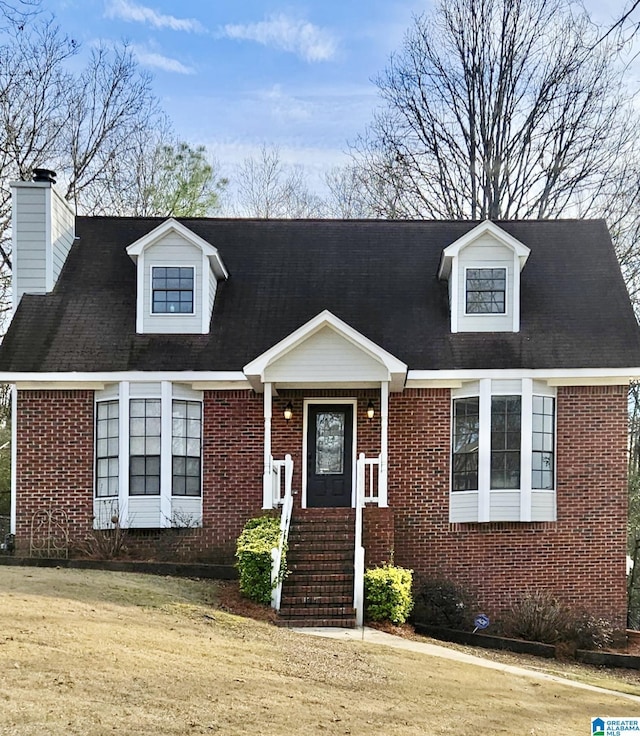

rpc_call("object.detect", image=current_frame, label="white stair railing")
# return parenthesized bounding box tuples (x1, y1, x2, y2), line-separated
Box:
(354, 452, 366, 627)
(271, 454, 294, 611)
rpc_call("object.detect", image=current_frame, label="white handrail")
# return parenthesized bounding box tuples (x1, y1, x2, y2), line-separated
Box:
(271, 454, 294, 610)
(354, 452, 366, 627)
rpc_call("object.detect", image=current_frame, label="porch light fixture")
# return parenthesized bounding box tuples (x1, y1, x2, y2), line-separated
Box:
(367, 400, 375, 420)
(283, 401, 293, 422)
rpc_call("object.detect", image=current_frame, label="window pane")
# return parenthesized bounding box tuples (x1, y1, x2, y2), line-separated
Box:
(173, 401, 187, 419)
(145, 437, 160, 455)
(187, 403, 201, 420)
(172, 437, 186, 455)
(315, 412, 345, 475)
(452, 398, 479, 490)
(130, 418, 145, 436)
(171, 399, 202, 497)
(490, 396, 520, 490)
(186, 457, 200, 476)
(130, 437, 144, 455)
(187, 438, 200, 456)
(466, 268, 506, 314)
(130, 456, 145, 474)
(186, 476, 200, 495)
(532, 396, 555, 489)
(130, 400, 146, 418)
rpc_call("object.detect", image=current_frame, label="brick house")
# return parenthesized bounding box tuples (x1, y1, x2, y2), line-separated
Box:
(1, 169, 639, 628)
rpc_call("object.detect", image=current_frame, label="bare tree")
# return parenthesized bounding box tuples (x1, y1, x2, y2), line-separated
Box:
(353, 0, 640, 221)
(233, 145, 325, 218)
(324, 165, 377, 219)
(0, 16, 183, 326)
(62, 42, 162, 215)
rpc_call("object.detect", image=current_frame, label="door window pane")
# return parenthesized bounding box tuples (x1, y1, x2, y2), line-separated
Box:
(315, 412, 345, 475)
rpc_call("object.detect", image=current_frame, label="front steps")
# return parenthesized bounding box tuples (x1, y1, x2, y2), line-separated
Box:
(277, 508, 356, 628)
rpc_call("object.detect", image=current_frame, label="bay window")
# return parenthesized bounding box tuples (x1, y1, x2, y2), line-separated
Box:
(94, 383, 203, 529)
(450, 379, 556, 522)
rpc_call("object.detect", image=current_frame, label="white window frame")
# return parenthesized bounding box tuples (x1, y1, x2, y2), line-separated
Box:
(93, 382, 203, 529)
(149, 264, 196, 316)
(450, 378, 556, 523)
(463, 266, 508, 317)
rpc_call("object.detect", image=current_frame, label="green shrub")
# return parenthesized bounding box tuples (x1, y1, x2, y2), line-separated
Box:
(411, 578, 475, 630)
(364, 564, 413, 624)
(235, 515, 283, 605)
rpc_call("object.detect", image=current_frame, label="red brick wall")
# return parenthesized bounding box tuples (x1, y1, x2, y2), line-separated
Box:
(13, 385, 629, 628)
(15, 390, 94, 552)
(200, 390, 264, 561)
(388, 386, 629, 629)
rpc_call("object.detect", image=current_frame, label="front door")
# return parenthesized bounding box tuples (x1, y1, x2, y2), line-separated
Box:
(306, 404, 353, 508)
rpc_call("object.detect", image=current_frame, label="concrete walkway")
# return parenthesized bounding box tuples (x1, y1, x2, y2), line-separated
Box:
(292, 626, 640, 704)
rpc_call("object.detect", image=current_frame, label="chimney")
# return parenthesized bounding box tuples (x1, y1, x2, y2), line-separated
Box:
(10, 168, 75, 311)
(32, 168, 57, 184)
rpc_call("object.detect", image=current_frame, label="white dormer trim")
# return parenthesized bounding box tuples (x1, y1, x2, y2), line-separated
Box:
(126, 218, 228, 279)
(243, 310, 407, 392)
(126, 218, 228, 335)
(438, 221, 530, 334)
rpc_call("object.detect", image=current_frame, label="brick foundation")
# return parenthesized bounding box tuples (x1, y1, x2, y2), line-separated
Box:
(13, 384, 629, 628)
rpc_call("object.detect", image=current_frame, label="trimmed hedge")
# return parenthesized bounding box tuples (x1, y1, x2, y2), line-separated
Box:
(364, 564, 413, 624)
(235, 515, 282, 605)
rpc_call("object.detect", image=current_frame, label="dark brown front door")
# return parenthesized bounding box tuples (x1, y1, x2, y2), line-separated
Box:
(306, 404, 353, 508)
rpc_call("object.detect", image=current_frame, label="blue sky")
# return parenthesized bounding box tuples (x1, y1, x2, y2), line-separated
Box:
(47, 0, 632, 189)
(48, 0, 437, 186)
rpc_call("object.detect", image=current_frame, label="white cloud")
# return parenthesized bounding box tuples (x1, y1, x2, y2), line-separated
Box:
(131, 45, 194, 74)
(221, 14, 337, 62)
(105, 0, 204, 32)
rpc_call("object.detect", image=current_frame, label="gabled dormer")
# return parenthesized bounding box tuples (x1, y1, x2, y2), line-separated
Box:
(126, 218, 228, 334)
(438, 221, 530, 333)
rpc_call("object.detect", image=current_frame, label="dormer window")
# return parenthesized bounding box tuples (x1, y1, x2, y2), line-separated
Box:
(465, 268, 506, 314)
(152, 267, 194, 314)
(438, 222, 530, 333)
(126, 218, 228, 335)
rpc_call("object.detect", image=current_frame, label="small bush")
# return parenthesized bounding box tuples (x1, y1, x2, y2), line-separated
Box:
(364, 564, 413, 624)
(235, 515, 282, 605)
(502, 591, 572, 644)
(412, 578, 475, 630)
(566, 612, 614, 651)
(502, 591, 614, 650)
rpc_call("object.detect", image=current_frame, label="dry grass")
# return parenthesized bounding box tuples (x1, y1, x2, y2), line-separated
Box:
(0, 566, 638, 735)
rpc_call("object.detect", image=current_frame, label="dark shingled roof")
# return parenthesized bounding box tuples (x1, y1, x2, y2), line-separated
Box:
(1, 217, 639, 373)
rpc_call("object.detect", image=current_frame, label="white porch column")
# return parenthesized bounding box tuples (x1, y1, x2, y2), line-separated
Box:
(262, 382, 273, 509)
(379, 381, 389, 507)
